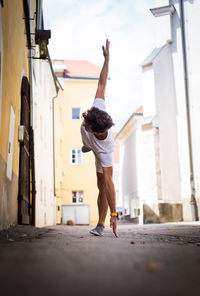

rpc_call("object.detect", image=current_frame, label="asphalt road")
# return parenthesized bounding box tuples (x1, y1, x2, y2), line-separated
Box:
(1, 222, 200, 296)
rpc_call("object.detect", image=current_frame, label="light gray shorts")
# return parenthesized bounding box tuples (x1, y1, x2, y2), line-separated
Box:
(95, 152, 113, 174)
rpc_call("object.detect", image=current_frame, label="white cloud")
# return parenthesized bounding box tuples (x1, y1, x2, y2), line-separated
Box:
(44, 0, 155, 131)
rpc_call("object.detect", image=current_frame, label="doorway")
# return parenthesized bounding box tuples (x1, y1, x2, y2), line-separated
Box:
(18, 76, 31, 224)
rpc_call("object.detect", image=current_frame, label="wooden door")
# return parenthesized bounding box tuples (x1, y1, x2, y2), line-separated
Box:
(18, 76, 30, 224)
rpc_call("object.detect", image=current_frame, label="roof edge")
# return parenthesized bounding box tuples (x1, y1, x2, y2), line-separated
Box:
(116, 112, 143, 140)
(140, 44, 167, 67)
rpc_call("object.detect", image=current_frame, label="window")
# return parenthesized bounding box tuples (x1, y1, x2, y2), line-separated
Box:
(72, 191, 84, 204)
(72, 107, 80, 119)
(71, 149, 82, 165)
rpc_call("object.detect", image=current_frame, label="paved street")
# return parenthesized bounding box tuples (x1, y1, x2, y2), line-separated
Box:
(1, 222, 200, 296)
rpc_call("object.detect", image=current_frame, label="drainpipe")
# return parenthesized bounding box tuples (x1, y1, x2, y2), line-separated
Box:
(179, 0, 198, 220)
(29, 0, 34, 126)
(47, 52, 60, 198)
(28, 0, 35, 225)
(52, 93, 58, 197)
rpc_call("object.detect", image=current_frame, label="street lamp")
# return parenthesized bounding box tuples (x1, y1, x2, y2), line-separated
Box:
(150, 4, 176, 17)
(35, 29, 51, 59)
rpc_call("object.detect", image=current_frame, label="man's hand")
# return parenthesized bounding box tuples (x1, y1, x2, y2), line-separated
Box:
(102, 39, 110, 60)
(110, 216, 119, 238)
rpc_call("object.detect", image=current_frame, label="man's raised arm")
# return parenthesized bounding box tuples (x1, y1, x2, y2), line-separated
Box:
(95, 39, 110, 100)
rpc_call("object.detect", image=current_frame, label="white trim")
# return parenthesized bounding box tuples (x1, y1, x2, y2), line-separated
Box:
(71, 191, 84, 204)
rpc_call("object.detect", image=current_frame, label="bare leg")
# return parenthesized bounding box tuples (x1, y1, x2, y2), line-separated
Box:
(97, 172, 108, 226)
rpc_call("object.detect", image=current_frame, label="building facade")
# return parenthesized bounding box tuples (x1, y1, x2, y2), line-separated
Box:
(32, 57, 58, 227)
(141, 0, 200, 221)
(52, 59, 111, 226)
(0, 0, 57, 230)
(0, 0, 30, 230)
(113, 133, 122, 214)
(117, 109, 144, 224)
(120, 0, 200, 224)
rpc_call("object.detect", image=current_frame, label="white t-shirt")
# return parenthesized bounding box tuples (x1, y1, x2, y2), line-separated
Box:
(81, 98, 114, 167)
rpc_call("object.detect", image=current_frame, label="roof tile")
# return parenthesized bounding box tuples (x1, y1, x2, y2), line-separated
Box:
(52, 59, 101, 79)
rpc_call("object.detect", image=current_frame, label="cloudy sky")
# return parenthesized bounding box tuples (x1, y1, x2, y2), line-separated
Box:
(43, 0, 156, 131)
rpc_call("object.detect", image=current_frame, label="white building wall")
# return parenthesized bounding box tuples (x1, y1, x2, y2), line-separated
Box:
(142, 67, 156, 118)
(119, 119, 143, 220)
(153, 45, 181, 202)
(184, 0, 200, 205)
(121, 131, 138, 199)
(147, 0, 200, 221)
(113, 163, 122, 210)
(140, 125, 158, 203)
(33, 58, 56, 227)
(169, 2, 191, 216)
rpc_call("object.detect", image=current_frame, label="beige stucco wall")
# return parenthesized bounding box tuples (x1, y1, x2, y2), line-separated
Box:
(55, 79, 110, 226)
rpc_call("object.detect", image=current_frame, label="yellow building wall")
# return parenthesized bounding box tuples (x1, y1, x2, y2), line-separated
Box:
(54, 93, 64, 224)
(55, 79, 110, 226)
(0, 0, 29, 229)
(0, 0, 29, 171)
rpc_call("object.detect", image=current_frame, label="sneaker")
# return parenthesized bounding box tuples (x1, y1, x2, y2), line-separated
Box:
(90, 224, 104, 236)
(82, 146, 91, 153)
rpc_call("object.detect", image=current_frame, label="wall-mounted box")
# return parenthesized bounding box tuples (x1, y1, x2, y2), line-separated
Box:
(18, 125, 25, 142)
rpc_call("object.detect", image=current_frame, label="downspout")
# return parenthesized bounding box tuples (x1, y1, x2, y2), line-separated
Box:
(29, 0, 34, 126)
(179, 0, 198, 220)
(29, 0, 36, 225)
(36, 0, 42, 29)
(48, 51, 60, 198)
(52, 86, 60, 225)
(52, 93, 58, 197)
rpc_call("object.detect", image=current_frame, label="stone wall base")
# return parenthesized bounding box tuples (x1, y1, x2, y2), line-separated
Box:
(0, 155, 18, 230)
(143, 202, 183, 224)
(182, 197, 200, 222)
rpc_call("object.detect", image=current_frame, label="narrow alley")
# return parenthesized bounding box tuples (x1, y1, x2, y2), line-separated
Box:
(1, 223, 200, 296)
(1, 2, 200, 295)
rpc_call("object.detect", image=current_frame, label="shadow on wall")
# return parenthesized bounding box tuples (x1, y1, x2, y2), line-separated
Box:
(143, 203, 183, 224)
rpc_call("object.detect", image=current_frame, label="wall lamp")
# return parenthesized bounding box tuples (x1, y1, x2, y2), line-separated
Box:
(35, 29, 51, 59)
(150, 5, 176, 17)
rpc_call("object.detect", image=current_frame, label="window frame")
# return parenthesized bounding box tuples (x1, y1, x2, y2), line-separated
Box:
(71, 107, 81, 120)
(71, 191, 84, 204)
(71, 148, 83, 165)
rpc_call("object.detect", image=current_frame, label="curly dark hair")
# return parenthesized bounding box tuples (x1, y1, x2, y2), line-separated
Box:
(82, 107, 114, 133)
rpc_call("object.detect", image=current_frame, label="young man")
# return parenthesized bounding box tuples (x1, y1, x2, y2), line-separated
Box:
(81, 39, 118, 238)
